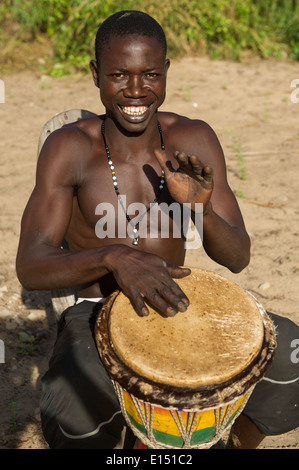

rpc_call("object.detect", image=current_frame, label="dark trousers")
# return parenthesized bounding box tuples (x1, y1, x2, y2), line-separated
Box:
(243, 312, 299, 435)
(40, 301, 135, 449)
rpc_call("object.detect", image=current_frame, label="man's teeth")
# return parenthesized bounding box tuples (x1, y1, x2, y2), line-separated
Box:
(122, 106, 147, 116)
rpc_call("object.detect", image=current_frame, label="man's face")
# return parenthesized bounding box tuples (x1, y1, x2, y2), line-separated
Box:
(91, 34, 170, 133)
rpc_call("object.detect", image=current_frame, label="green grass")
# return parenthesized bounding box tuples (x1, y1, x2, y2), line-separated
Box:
(1, 0, 299, 75)
(232, 135, 247, 181)
(5, 398, 23, 432)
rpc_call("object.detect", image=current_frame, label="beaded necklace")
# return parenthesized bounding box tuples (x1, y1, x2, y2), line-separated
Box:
(101, 116, 165, 246)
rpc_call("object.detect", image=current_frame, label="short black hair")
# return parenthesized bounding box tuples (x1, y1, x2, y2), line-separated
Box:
(95, 10, 167, 65)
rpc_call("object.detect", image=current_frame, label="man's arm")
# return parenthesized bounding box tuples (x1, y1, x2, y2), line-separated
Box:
(154, 119, 250, 273)
(198, 123, 250, 272)
(16, 126, 109, 290)
(201, 198, 250, 273)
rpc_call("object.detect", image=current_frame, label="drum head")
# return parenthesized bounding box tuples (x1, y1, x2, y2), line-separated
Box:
(95, 268, 276, 407)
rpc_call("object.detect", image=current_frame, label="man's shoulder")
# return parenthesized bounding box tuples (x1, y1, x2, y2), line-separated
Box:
(40, 114, 103, 158)
(70, 113, 103, 137)
(53, 114, 102, 144)
(158, 111, 215, 140)
(158, 111, 224, 166)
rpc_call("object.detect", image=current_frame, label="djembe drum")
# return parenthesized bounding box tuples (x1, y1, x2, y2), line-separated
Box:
(95, 268, 276, 449)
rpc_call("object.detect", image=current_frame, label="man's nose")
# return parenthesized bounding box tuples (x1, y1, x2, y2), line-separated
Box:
(123, 75, 147, 98)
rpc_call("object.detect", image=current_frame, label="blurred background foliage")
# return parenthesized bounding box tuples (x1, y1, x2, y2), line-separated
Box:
(1, 0, 299, 76)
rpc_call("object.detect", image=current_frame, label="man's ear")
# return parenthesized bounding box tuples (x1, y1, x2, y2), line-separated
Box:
(165, 58, 170, 74)
(90, 60, 100, 88)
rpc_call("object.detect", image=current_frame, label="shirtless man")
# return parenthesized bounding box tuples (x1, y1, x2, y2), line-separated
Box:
(16, 11, 298, 449)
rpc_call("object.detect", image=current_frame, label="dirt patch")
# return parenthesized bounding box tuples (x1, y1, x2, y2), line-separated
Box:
(0, 56, 298, 449)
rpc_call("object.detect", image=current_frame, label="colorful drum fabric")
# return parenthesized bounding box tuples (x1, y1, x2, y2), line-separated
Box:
(95, 268, 276, 449)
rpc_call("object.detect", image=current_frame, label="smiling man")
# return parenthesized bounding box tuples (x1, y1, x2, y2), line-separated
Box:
(16, 10, 298, 449)
(91, 29, 169, 133)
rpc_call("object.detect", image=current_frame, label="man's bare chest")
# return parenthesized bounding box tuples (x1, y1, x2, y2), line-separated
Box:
(75, 156, 170, 233)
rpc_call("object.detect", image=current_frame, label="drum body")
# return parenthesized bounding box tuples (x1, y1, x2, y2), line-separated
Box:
(95, 268, 276, 449)
(114, 384, 250, 448)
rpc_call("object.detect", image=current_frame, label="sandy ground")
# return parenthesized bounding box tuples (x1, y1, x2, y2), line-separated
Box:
(0, 56, 298, 449)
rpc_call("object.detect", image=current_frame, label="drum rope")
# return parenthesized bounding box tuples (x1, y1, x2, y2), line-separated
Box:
(216, 406, 225, 437)
(186, 411, 201, 448)
(171, 410, 187, 443)
(132, 394, 153, 441)
(112, 380, 255, 449)
(170, 410, 201, 448)
(188, 412, 201, 446)
(186, 412, 197, 446)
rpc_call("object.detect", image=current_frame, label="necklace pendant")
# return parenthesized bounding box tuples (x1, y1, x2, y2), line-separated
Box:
(132, 237, 139, 246)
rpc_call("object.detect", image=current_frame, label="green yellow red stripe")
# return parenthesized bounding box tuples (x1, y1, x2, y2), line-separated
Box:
(121, 389, 246, 447)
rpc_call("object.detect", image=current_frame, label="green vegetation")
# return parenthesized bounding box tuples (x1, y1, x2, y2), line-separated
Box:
(5, 398, 23, 431)
(1, 0, 299, 75)
(17, 334, 38, 357)
(232, 135, 247, 181)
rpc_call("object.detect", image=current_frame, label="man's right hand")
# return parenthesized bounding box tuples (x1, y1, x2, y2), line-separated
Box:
(105, 245, 191, 317)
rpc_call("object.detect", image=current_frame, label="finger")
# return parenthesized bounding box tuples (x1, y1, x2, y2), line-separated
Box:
(148, 260, 190, 306)
(164, 265, 191, 306)
(166, 264, 191, 279)
(154, 149, 175, 178)
(189, 155, 204, 174)
(169, 282, 190, 308)
(129, 278, 187, 317)
(174, 151, 190, 169)
(130, 287, 150, 317)
(203, 166, 214, 184)
(157, 276, 190, 310)
(146, 288, 182, 317)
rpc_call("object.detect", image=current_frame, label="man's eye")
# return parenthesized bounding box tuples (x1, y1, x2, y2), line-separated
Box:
(145, 73, 158, 78)
(111, 73, 126, 78)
